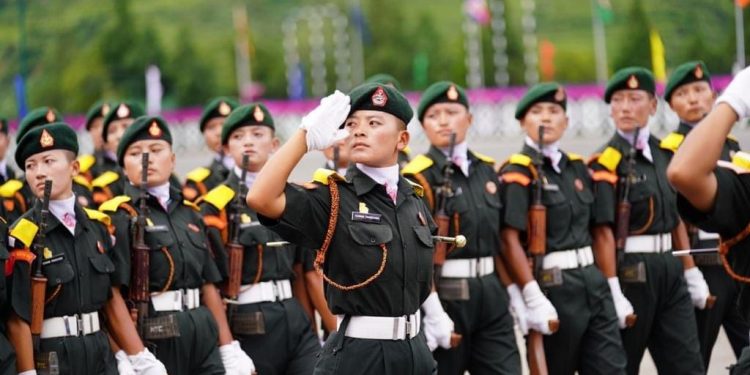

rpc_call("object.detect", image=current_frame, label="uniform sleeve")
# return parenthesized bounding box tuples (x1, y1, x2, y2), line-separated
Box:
(257, 183, 331, 249)
(677, 167, 750, 238)
(108, 210, 133, 288)
(196, 214, 223, 285)
(589, 161, 617, 225)
(200, 204, 229, 281)
(6, 229, 34, 323)
(499, 164, 531, 231)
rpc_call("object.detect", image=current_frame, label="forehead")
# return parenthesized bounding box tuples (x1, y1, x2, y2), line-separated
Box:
(528, 101, 564, 112)
(674, 80, 712, 93)
(126, 139, 171, 151)
(26, 149, 68, 162)
(611, 89, 650, 99)
(230, 125, 272, 136)
(348, 110, 399, 122)
(425, 102, 467, 113)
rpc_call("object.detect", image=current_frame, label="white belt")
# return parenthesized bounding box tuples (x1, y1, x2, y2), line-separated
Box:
(151, 288, 201, 312)
(441, 256, 494, 278)
(542, 246, 594, 270)
(41, 312, 100, 339)
(236, 279, 293, 304)
(698, 230, 720, 241)
(337, 312, 421, 340)
(624, 234, 672, 253)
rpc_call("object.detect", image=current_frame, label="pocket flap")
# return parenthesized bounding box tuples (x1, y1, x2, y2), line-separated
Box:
(144, 230, 175, 249)
(89, 254, 115, 274)
(412, 226, 434, 247)
(348, 223, 393, 245)
(44, 261, 75, 286)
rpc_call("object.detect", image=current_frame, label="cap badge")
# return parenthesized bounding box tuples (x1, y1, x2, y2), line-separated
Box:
(447, 85, 459, 101)
(627, 75, 639, 89)
(371, 86, 388, 107)
(218, 101, 231, 116)
(117, 104, 130, 118)
(695, 65, 704, 79)
(45, 109, 56, 123)
(554, 87, 566, 102)
(148, 121, 162, 137)
(253, 105, 265, 122)
(101, 103, 111, 116)
(40, 129, 55, 148)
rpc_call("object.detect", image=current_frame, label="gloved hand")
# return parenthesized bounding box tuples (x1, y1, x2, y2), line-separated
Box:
(507, 284, 529, 335)
(685, 267, 711, 309)
(607, 277, 635, 329)
(220, 340, 256, 375)
(128, 348, 167, 375)
(421, 292, 454, 351)
(716, 66, 750, 119)
(300, 90, 351, 151)
(522, 281, 558, 335)
(115, 350, 136, 375)
(18, 370, 38, 375)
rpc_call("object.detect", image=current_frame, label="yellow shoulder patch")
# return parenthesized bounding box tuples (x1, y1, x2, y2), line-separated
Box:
(84, 208, 111, 227)
(92, 171, 120, 188)
(186, 167, 211, 183)
(401, 146, 411, 156)
(312, 168, 346, 185)
(10, 218, 39, 248)
(99, 196, 132, 213)
(77, 154, 96, 173)
(732, 151, 750, 170)
(404, 178, 424, 197)
(73, 175, 93, 191)
(728, 134, 739, 142)
(508, 154, 532, 167)
(597, 147, 622, 173)
(567, 153, 583, 162)
(659, 132, 685, 152)
(473, 152, 496, 165)
(183, 200, 200, 212)
(401, 155, 434, 176)
(0, 179, 23, 198)
(203, 184, 236, 211)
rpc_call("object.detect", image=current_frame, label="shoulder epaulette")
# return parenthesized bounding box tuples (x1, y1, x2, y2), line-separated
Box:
(203, 184, 236, 211)
(92, 171, 120, 188)
(84, 208, 111, 227)
(501, 171, 532, 186)
(597, 147, 622, 173)
(99, 196, 132, 213)
(186, 167, 211, 183)
(404, 178, 424, 197)
(401, 155, 434, 176)
(183, 200, 200, 212)
(401, 146, 412, 156)
(659, 132, 685, 152)
(567, 153, 584, 162)
(311, 168, 346, 185)
(73, 175, 93, 191)
(473, 152, 496, 165)
(77, 154, 96, 173)
(732, 151, 750, 170)
(10, 218, 38, 248)
(508, 153, 532, 167)
(0, 179, 23, 198)
(728, 134, 739, 142)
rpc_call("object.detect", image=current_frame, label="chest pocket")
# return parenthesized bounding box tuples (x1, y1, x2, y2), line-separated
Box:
(446, 192, 470, 215)
(88, 253, 115, 306)
(484, 192, 502, 209)
(238, 223, 272, 247)
(144, 227, 175, 250)
(413, 226, 434, 282)
(43, 258, 75, 288)
(542, 189, 570, 235)
(348, 223, 393, 281)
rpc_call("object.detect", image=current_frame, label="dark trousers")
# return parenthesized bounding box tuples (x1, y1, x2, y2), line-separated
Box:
(232, 298, 320, 375)
(0, 333, 15, 375)
(433, 274, 520, 375)
(731, 346, 750, 374)
(620, 253, 705, 375)
(542, 264, 627, 375)
(38, 330, 117, 375)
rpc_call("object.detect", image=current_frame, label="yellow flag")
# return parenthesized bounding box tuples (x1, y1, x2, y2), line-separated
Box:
(650, 29, 667, 83)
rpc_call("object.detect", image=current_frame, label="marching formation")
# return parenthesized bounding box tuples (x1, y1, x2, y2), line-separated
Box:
(0, 63, 749, 375)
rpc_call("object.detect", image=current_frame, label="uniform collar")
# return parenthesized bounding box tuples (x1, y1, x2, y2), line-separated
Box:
(524, 136, 562, 173)
(233, 166, 258, 189)
(521, 142, 567, 174)
(325, 159, 349, 177)
(104, 150, 118, 163)
(354, 163, 400, 190)
(48, 193, 76, 234)
(125, 182, 181, 210)
(349, 165, 413, 205)
(616, 125, 653, 162)
(222, 154, 236, 170)
(677, 121, 694, 135)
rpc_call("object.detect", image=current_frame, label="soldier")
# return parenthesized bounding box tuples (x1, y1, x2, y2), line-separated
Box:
(100, 116, 254, 375)
(4, 123, 165, 374)
(200, 103, 320, 374)
(401, 81, 520, 374)
(248, 84, 449, 374)
(588, 67, 708, 374)
(668, 65, 750, 374)
(183, 97, 239, 202)
(662, 61, 749, 368)
(77, 101, 112, 183)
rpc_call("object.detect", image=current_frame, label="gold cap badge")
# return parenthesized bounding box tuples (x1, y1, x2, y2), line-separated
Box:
(695, 65, 704, 79)
(45, 109, 56, 123)
(554, 87, 566, 102)
(253, 106, 265, 122)
(627, 75, 639, 89)
(40, 129, 54, 147)
(101, 103, 111, 116)
(218, 102, 231, 116)
(117, 104, 130, 118)
(447, 85, 459, 101)
(371, 86, 388, 107)
(148, 121, 162, 137)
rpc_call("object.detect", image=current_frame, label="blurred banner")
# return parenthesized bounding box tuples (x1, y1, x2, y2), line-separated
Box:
(650, 29, 667, 83)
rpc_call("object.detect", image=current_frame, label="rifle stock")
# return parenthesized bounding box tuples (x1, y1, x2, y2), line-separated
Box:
(30, 180, 52, 351)
(130, 153, 151, 340)
(224, 154, 250, 299)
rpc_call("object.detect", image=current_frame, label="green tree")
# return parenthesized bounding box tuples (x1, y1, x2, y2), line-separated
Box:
(612, 0, 651, 70)
(164, 27, 216, 107)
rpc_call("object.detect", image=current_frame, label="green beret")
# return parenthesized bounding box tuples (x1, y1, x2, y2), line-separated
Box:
(16, 123, 79, 169)
(85, 100, 113, 131)
(664, 61, 711, 102)
(199, 96, 240, 132)
(515, 82, 567, 120)
(17, 107, 63, 143)
(221, 103, 274, 145)
(417, 81, 469, 122)
(604, 67, 655, 103)
(365, 73, 402, 91)
(116, 116, 172, 167)
(0, 117, 7, 135)
(102, 101, 145, 143)
(347, 83, 414, 128)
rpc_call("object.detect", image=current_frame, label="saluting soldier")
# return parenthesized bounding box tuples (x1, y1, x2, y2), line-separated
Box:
(248, 84, 447, 374)
(183, 97, 239, 202)
(77, 101, 112, 183)
(401, 81, 520, 374)
(662, 61, 749, 368)
(668, 65, 750, 375)
(99, 116, 254, 375)
(588, 67, 707, 374)
(200, 103, 320, 374)
(5, 123, 165, 375)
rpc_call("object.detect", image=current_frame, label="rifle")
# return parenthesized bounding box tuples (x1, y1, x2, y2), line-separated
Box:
(224, 154, 249, 300)
(130, 153, 151, 340)
(30, 180, 52, 352)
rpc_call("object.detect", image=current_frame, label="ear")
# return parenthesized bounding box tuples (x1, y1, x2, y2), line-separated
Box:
(271, 137, 281, 152)
(70, 159, 81, 176)
(649, 96, 658, 115)
(397, 128, 410, 152)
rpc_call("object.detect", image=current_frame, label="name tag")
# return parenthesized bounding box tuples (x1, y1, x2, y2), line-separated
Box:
(145, 225, 169, 233)
(351, 212, 382, 223)
(42, 254, 64, 267)
(240, 222, 261, 229)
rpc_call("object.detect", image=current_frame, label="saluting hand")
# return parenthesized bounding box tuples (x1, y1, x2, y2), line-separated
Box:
(716, 66, 750, 120)
(300, 90, 351, 151)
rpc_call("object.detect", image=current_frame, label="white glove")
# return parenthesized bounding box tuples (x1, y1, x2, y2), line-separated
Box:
(522, 281, 558, 335)
(300, 90, 351, 151)
(115, 350, 136, 375)
(685, 267, 711, 309)
(421, 292, 454, 351)
(607, 277, 635, 329)
(716, 66, 750, 119)
(507, 284, 529, 335)
(220, 340, 256, 375)
(128, 348, 167, 375)
(18, 371, 38, 375)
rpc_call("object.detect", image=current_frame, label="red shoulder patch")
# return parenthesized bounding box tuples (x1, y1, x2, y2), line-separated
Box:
(5, 250, 35, 276)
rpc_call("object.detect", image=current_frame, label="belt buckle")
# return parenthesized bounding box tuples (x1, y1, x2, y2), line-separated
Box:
(76, 315, 84, 336)
(404, 318, 412, 339)
(272, 282, 280, 301)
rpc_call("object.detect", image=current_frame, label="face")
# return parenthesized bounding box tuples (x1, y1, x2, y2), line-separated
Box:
(24, 150, 78, 200)
(520, 102, 568, 144)
(88, 118, 104, 151)
(123, 139, 175, 187)
(343, 110, 409, 167)
(322, 138, 351, 168)
(203, 118, 224, 153)
(104, 118, 135, 154)
(223, 125, 279, 172)
(610, 90, 656, 132)
(421, 103, 472, 148)
(668, 81, 715, 123)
